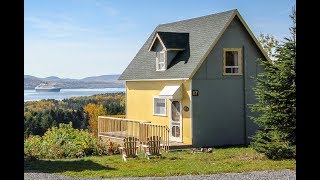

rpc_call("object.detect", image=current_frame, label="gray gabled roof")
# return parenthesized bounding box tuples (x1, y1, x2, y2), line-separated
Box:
(119, 9, 269, 80)
(149, 32, 189, 50)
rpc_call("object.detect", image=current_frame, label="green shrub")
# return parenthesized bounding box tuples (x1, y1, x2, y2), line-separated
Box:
(24, 122, 107, 159)
(250, 130, 296, 160)
(24, 135, 42, 160)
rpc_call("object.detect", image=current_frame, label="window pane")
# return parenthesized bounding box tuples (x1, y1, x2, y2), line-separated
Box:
(226, 67, 239, 74)
(232, 68, 239, 73)
(156, 52, 166, 70)
(156, 105, 161, 114)
(158, 63, 165, 70)
(159, 52, 165, 62)
(157, 101, 165, 107)
(171, 126, 180, 137)
(226, 51, 238, 66)
(171, 101, 180, 121)
(156, 52, 159, 59)
(154, 98, 165, 115)
(159, 106, 165, 114)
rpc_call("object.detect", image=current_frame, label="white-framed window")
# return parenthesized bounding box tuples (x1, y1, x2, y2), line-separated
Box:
(156, 51, 166, 71)
(223, 48, 242, 75)
(153, 97, 166, 116)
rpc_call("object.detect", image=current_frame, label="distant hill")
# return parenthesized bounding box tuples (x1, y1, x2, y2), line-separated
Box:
(81, 75, 120, 81)
(24, 74, 124, 89)
(24, 75, 46, 89)
(42, 76, 61, 81)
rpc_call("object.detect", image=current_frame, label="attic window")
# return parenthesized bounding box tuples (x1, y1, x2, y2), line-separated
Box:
(156, 51, 166, 71)
(223, 48, 242, 75)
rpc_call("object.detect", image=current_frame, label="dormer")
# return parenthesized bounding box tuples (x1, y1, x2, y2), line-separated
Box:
(148, 32, 189, 71)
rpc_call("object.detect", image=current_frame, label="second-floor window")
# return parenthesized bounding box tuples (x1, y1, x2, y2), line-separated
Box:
(223, 48, 242, 75)
(156, 51, 166, 71)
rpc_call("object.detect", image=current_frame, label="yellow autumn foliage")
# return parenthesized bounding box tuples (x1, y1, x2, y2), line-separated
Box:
(83, 103, 107, 137)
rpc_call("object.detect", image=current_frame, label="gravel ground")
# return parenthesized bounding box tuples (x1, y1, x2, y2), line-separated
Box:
(24, 169, 296, 180)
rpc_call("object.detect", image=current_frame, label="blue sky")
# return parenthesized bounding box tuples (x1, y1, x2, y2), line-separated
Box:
(24, 0, 295, 79)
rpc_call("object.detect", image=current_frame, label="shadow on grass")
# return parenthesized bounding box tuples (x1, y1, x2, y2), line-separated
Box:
(210, 144, 249, 149)
(24, 159, 116, 173)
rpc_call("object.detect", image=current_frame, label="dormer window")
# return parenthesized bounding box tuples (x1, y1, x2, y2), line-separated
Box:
(156, 51, 166, 71)
(149, 31, 189, 72)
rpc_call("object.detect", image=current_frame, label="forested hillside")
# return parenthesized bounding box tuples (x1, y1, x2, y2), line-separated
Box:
(24, 92, 125, 138)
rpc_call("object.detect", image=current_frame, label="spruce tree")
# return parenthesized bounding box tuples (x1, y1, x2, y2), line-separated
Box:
(250, 7, 296, 159)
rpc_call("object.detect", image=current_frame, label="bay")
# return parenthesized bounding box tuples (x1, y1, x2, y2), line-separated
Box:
(24, 88, 125, 102)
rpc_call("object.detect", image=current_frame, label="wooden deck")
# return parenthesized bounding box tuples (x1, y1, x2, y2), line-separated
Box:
(98, 116, 194, 151)
(98, 116, 170, 151)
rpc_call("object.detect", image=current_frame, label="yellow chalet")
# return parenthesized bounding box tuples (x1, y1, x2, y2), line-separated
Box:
(99, 9, 269, 148)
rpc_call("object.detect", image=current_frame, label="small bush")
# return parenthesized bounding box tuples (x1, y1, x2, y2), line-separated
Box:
(106, 140, 121, 155)
(98, 138, 121, 155)
(24, 135, 42, 160)
(250, 130, 296, 160)
(24, 122, 106, 159)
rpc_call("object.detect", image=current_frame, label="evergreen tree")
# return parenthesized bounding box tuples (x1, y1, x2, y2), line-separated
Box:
(250, 7, 296, 159)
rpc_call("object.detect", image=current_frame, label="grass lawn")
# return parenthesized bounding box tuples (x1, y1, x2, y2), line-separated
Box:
(24, 147, 296, 178)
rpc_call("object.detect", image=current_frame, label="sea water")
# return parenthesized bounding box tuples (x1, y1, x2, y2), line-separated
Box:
(24, 88, 125, 102)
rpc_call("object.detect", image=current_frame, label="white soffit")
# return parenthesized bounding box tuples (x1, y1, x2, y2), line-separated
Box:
(159, 83, 182, 99)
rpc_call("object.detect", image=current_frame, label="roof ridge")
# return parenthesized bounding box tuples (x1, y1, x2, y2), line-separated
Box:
(158, 9, 237, 26)
(157, 31, 189, 34)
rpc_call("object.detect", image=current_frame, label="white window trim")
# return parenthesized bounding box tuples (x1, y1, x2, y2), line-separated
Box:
(223, 48, 242, 75)
(156, 51, 167, 71)
(153, 96, 167, 116)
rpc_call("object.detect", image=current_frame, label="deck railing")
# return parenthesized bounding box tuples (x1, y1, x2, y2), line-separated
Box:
(98, 116, 170, 152)
(139, 122, 170, 151)
(109, 115, 126, 119)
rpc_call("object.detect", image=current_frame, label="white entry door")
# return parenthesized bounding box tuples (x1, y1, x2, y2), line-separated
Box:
(170, 100, 182, 142)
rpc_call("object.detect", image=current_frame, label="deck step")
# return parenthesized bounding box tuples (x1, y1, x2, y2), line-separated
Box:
(169, 144, 193, 150)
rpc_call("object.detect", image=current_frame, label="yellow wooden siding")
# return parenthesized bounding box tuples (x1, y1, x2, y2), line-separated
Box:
(126, 80, 192, 144)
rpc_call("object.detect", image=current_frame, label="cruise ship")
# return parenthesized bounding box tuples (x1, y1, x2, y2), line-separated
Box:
(35, 83, 61, 92)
